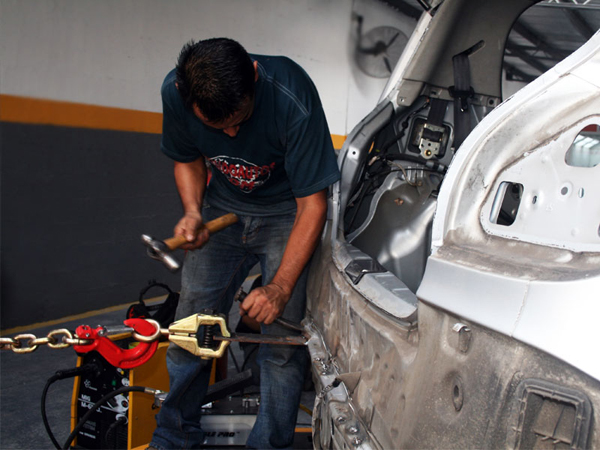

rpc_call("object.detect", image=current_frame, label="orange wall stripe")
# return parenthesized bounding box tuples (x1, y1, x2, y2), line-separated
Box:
(1, 94, 347, 147)
(0, 94, 163, 134)
(331, 133, 346, 149)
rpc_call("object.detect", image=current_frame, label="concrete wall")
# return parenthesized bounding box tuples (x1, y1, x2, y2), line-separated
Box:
(1, 123, 180, 329)
(0, 0, 417, 328)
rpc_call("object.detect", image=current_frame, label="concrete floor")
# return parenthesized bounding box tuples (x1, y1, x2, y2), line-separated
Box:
(0, 297, 314, 449)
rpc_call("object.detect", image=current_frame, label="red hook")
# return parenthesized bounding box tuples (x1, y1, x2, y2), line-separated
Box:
(73, 318, 159, 369)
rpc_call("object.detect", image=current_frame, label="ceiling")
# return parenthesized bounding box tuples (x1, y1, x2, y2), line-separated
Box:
(381, 0, 600, 83)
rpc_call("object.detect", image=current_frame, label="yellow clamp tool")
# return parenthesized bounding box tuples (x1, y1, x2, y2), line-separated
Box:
(168, 313, 231, 360)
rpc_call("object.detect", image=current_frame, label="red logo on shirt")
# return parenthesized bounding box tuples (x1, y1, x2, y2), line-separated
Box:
(209, 156, 275, 193)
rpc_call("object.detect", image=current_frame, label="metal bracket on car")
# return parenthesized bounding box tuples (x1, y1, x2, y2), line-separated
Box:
(305, 319, 377, 450)
(419, 123, 446, 158)
(344, 258, 387, 285)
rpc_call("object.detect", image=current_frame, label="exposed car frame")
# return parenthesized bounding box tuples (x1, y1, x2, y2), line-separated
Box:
(305, 0, 600, 448)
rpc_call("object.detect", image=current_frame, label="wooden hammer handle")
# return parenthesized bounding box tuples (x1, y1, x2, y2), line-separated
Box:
(203, 212, 239, 234)
(163, 213, 239, 250)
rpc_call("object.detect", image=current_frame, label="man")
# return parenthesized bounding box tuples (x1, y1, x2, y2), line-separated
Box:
(149, 38, 340, 449)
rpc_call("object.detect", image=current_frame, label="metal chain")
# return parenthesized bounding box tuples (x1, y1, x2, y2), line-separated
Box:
(1, 328, 91, 353)
(0, 319, 167, 354)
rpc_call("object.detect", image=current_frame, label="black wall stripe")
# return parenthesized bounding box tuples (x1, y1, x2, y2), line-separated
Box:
(1, 122, 183, 329)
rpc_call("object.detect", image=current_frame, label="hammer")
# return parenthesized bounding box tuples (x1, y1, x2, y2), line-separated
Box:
(141, 213, 238, 272)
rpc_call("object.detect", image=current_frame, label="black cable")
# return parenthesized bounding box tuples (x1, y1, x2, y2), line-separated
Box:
(344, 98, 432, 230)
(227, 345, 241, 374)
(346, 165, 410, 231)
(346, 163, 445, 232)
(346, 172, 383, 231)
(383, 153, 447, 174)
(241, 345, 259, 373)
(379, 121, 409, 154)
(104, 415, 127, 449)
(41, 374, 63, 450)
(378, 96, 430, 156)
(62, 385, 152, 450)
(239, 344, 260, 397)
(41, 364, 100, 450)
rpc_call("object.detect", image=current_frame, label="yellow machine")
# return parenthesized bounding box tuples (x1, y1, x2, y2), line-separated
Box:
(70, 341, 170, 449)
(69, 336, 233, 450)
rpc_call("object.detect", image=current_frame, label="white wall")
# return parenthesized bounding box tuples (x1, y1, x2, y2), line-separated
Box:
(0, 0, 416, 135)
(502, 71, 529, 100)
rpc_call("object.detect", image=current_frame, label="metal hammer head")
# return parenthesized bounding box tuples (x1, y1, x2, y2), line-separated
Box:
(141, 234, 181, 272)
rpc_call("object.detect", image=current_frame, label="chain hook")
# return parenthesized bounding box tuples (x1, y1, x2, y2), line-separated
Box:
(73, 318, 159, 369)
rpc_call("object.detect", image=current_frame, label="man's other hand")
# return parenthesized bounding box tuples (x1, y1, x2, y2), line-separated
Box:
(239, 283, 291, 324)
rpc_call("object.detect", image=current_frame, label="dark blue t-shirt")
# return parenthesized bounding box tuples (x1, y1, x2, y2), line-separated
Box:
(160, 54, 340, 216)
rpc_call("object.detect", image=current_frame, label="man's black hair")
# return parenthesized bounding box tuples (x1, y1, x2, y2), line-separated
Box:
(176, 38, 255, 123)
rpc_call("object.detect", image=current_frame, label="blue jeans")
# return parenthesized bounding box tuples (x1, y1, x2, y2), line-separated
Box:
(150, 204, 309, 449)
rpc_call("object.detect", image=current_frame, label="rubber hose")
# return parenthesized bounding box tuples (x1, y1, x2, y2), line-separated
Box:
(104, 415, 127, 449)
(41, 374, 62, 449)
(42, 364, 99, 450)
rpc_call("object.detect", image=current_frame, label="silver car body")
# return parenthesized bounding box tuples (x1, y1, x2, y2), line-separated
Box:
(305, 0, 600, 448)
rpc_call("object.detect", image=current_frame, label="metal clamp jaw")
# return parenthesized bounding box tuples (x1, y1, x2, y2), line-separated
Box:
(168, 313, 231, 360)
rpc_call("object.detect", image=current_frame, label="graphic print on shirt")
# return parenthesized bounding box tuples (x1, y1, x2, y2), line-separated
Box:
(209, 156, 276, 193)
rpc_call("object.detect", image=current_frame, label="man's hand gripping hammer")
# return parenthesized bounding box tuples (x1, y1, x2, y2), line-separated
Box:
(141, 213, 238, 272)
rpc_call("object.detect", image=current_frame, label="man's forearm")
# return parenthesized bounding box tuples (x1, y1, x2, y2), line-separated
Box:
(174, 158, 207, 214)
(271, 190, 327, 296)
(173, 157, 211, 247)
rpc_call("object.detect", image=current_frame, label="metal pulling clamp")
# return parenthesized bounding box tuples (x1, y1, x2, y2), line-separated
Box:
(168, 313, 231, 360)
